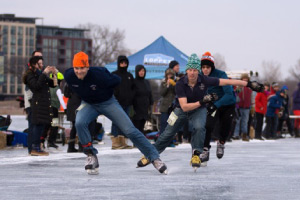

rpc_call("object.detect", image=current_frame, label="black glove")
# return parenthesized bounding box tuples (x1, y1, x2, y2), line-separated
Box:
(206, 102, 217, 115)
(199, 93, 218, 105)
(247, 81, 264, 92)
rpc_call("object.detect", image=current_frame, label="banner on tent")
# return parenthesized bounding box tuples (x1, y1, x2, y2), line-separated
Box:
(144, 54, 174, 66)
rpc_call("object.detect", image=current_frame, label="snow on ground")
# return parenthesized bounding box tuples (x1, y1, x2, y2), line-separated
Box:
(1, 116, 300, 200)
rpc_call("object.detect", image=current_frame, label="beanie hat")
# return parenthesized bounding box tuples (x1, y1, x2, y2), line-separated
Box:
(169, 60, 179, 69)
(240, 73, 250, 80)
(272, 82, 279, 87)
(200, 51, 215, 70)
(185, 54, 201, 72)
(73, 51, 89, 67)
(282, 85, 288, 90)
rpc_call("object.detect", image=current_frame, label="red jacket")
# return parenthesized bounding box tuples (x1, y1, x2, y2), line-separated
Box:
(238, 86, 252, 108)
(255, 91, 269, 114)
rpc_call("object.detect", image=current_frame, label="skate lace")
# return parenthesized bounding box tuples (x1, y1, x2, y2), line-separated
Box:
(85, 155, 95, 166)
(191, 155, 200, 164)
(217, 143, 225, 153)
(199, 151, 209, 159)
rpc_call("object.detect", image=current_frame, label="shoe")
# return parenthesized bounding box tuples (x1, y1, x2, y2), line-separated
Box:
(67, 142, 78, 153)
(216, 141, 225, 159)
(118, 136, 133, 149)
(231, 136, 240, 140)
(255, 136, 264, 140)
(190, 149, 201, 169)
(47, 142, 58, 149)
(137, 156, 150, 168)
(242, 133, 250, 142)
(200, 148, 210, 167)
(85, 154, 99, 175)
(31, 145, 49, 156)
(111, 136, 122, 150)
(152, 158, 167, 174)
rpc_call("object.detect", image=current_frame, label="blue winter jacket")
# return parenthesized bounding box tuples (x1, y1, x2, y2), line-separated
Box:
(201, 68, 236, 108)
(266, 91, 283, 117)
(64, 67, 121, 104)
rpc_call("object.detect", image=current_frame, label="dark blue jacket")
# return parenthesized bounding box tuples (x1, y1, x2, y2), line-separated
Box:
(64, 67, 121, 104)
(266, 91, 283, 117)
(201, 68, 236, 108)
(293, 83, 300, 111)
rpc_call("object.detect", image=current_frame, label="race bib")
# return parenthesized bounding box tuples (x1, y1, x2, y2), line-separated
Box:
(167, 111, 178, 126)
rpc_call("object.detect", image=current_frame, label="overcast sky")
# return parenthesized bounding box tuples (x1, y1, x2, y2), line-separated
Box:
(1, 0, 300, 79)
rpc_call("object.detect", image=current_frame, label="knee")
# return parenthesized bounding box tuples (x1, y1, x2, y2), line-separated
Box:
(75, 119, 89, 130)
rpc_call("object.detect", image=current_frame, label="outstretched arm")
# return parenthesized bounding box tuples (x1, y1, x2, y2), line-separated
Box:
(219, 79, 264, 92)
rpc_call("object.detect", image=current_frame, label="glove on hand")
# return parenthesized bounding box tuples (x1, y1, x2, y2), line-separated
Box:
(247, 81, 264, 92)
(199, 93, 218, 105)
(206, 102, 217, 115)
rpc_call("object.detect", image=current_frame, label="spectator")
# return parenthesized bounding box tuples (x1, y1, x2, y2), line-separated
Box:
(233, 73, 252, 141)
(23, 56, 55, 156)
(277, 86, 293, 137)
(111, 55, 134, 149)
(254, 82, 270, 140)
(292, 83, 300, 138)
(132, 65, 153, 134)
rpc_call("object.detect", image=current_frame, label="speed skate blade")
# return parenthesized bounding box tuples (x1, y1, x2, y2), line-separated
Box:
(86, 168, 99, 175)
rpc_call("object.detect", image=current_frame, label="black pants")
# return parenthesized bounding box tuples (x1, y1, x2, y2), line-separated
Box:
(204, 104, 235, 149)
(133, 119, 146, 135)
(41, 107, 59, 143)
(277, 117, 293, 134)
(266, 116, 276, 138)
(255, 112, 264, 138)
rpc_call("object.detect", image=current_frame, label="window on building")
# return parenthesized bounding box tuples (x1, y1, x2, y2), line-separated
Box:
(43, 39, 48, 47)
(29, 38, 34, 46)
(17, 85, 22, 94)
(18, 27, 23, 35)
(2, 35, 8, 45)
(66, 40, 71, 48)
(74, 40, 82, 50)
(29, 27, 34, 36)
(2, 25, 8, 34)
(2, 85, 7, 93)
(11, 26, 16, 35)
(10, 47, 16, 55)
(3, 46, 7, 54)
(18, 38, 23, 46)
(11, 35, 16, 45)
(53, 39, 58, 48)
(18, 47, 23, 56)
(10, 75, 15, 84)
(10, 85, 15, 94)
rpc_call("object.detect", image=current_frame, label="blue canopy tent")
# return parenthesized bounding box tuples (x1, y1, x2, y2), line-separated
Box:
(105, 36, 188, 79)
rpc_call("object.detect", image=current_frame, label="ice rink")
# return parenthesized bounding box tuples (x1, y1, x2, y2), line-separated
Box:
(0, 116, 299, 200)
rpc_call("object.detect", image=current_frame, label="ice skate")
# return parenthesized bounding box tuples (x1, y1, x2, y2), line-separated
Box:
(136, 156, 150, 168)
(216, 141, 225, 159)
(85, 154, 99, 175)
(190, 150, 201, 172)
(152, 158, 168, 174)
(200, 148, 209, 167)
(47, 141, 59, 149)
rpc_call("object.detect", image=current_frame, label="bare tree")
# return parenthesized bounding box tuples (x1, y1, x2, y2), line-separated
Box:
(213, 53, 227, 71)
(289, 59, 300, 81)
(261, 61, 281, 83)
(78, 23, 131, 67)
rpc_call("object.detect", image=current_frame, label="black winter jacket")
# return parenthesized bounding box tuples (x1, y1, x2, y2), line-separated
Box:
(112, 56, 135, 106)
(24, 70, 54, 125)
(132, 65, 153, 120)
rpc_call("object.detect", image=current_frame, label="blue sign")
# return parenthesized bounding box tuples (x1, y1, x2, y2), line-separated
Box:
(144, 54, 174, 66)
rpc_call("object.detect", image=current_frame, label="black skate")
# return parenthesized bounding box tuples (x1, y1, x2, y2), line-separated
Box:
(47, 142, 59, 149)
(85, 154, 99, 175)
(200, 148, 209, 167)
(216, 141, 225, 159)
(190, 150, 201, 172)
(152, 158, 168, 174)
(136, 156, 150, 168)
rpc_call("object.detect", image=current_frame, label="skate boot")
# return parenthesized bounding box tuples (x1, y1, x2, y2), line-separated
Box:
(85, 154, 99, 175)
(136, 156, 150, 168)
(47, 141, 59, 149)
(152, 158, 168, 174)
(190, 149, 201, 172)
(200, 147, 210, 167)
(216, 141, 225, 159)
(31, 145, 49, 156)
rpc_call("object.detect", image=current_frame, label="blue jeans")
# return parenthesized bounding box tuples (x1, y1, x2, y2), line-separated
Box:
(75, 96, 159, 161)
(234, 108, 250, 136)
(111, 105, 130, 137)
(160, 112, 169, 133)
(155, 107, 207, 154)
(32, 124, 45, 147)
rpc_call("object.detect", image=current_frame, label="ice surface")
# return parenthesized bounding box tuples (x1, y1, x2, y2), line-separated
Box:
(1, 116, 300, 200)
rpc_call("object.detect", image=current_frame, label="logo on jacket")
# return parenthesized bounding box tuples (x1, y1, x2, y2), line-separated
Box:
(199, 83, 205, 90)
(90, 85, 97, 90)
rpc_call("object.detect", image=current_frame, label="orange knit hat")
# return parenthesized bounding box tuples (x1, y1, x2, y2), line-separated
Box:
(73, 51, 89, 67)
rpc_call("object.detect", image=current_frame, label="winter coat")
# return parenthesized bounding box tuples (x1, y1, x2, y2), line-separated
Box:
(132, 65, 153, 120)
(280, 94, 290, 119)
(112, 56, 135, 106)
(293, 83, 300, 111)
(237, 86, 252, 109)
(159, 79, 176, 113)
(23, 69, 54, 125)
(266, 91, 283, 117)
(64, 84, 81, 122)
(201, 68, 236, 108)
(255, 91, 269, 115)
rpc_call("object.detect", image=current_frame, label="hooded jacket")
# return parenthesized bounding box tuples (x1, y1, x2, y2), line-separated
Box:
(293, 83, 300, 111)
(266, 91, 283, 117)
(112, 56, 135, 106)
(201, 68, 236, 108)
(132, 65, 153, 120)
(255, 91, 269, 115)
